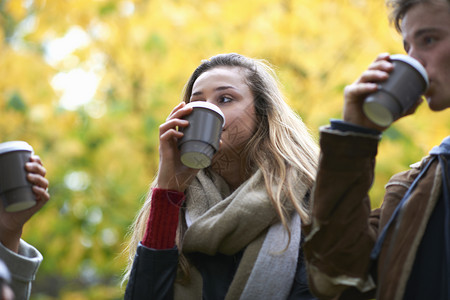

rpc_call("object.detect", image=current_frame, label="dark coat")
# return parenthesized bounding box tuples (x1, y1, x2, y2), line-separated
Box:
(125, 241, 316, 300)
(303, 128, 446, 300)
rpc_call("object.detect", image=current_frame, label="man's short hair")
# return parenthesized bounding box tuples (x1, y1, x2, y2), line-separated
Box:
(386, 0, 450, 32)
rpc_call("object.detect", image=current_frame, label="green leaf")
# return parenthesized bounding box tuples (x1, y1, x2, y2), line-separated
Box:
(7, 91, 27, 112)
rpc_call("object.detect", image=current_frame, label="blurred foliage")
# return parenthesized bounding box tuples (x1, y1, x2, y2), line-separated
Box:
(1, 0, 449, 298)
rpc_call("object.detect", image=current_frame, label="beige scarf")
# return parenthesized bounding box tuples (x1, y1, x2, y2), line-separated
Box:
(173, 169, 309, 299)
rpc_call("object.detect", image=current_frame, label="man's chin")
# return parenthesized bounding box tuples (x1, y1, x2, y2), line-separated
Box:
(426, 97, 449, 111)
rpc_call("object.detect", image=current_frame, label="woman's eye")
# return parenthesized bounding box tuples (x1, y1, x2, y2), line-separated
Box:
(219, 96, 233, 103)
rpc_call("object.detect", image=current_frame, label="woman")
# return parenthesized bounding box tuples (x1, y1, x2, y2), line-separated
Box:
(124, 53, 319, 299)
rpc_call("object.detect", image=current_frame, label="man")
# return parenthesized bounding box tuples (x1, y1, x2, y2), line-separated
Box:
(303, 0, 450, 299)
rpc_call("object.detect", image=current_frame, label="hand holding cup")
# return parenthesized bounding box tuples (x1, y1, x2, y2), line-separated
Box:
(0, 142, 49, 253)
(362, 54, 428, 127)
(156, 102, 225, 192)
(343, 53, 427, 130)
(156, 103, 202, 192)
(178, 102, 225, 169)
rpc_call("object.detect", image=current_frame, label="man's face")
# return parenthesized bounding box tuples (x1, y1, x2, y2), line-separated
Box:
(402, 1, 450, 111)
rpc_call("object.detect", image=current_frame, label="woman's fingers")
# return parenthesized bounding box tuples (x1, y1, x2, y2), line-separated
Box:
(27, 172, 49, 201)
(166, 102, 193, 121)
(24, 155, 49, 201)
(159, 118, 189, 135)
(166, 102, 186, 119)
(159, 104, 193, 144)
(25, 161, 46, 177)
(32, 185, 50, 202)
(26, 172, 48, 189)
(25, 156, 48, 189)
(160, 129, 184, 144)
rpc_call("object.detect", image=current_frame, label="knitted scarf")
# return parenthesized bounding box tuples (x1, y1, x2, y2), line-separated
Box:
(173, 169, 309, 299)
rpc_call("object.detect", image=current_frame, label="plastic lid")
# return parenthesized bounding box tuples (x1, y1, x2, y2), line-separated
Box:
(390, 54, 429, 88)
(185, 102, 225, 127)
(0, 141, 33, 155)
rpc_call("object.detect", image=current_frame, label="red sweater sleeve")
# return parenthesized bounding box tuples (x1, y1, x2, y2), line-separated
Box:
(141, 188, 185, 250)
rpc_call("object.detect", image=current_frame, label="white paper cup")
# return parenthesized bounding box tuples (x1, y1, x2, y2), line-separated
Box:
(178, 102, 225, 169)
(0, 141, 36, 212)
(363, 54, 429, 127)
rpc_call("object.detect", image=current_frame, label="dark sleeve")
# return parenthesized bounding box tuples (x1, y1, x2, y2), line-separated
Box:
(288, 240, 317, 300)
(302, 127, 380, 299)
(124, 243, 179, 300)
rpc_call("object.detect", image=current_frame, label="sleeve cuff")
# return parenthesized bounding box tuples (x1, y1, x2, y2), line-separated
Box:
(0, 239, 42, 282)
(141, 188, 185, 249)
(330, 119, 381, 136)
(152, 188, 185, 207)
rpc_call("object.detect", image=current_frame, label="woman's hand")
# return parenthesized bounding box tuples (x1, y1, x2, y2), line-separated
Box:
(343, 53, 423, 131)
(0, 155, 49, 253)
(156, 102, 200, 192)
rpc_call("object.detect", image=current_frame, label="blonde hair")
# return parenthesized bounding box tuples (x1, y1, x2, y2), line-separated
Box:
(123, 53, 319, 283)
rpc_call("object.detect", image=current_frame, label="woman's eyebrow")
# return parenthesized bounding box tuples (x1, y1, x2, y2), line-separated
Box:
(191, 86, 236, 96)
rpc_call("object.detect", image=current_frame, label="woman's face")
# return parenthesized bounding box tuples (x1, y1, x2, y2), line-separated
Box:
(189, 67, 257, 164)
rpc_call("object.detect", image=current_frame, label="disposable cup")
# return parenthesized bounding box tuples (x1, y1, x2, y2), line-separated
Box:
(178, 102, 225, 169)
(363, 54, 429, 127)
(0, 141, 36, 212)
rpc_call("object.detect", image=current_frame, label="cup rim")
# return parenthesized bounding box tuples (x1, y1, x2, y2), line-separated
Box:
(0, 141, 33, 155)
(390, 54, 429, 88)
(185, 101, 226, 127)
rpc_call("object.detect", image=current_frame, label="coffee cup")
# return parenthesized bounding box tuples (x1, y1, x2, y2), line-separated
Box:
(363, 54, 429, 127)
(0, 141, 37, 212)
(178, 102, 225, 169)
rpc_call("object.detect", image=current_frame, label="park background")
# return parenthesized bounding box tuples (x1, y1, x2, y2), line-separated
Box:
(1, 0, 449, 299)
